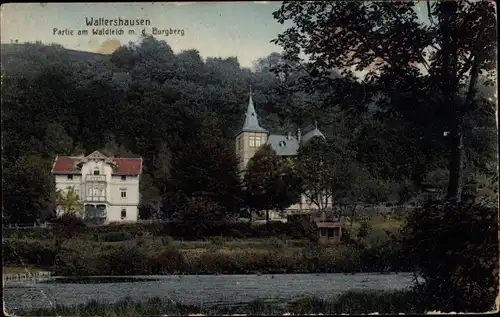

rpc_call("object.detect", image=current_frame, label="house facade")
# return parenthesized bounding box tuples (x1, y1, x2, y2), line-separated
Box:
(51, 150, 142, 223)
(235, 91, 333, 214)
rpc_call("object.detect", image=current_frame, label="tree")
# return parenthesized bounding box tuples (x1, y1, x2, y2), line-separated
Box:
(170, 118, 243, 222)
(244, 145, 299, 223)
(172, 196, 224, 238)
(2, 155, 55, 224)
(271, 0, 496, 202)
(399, 202, 498, 312)
(295, 137, 335, 211)
(138, 172, 162, 220)
(55, 186, 83, 217)
(274, 157, 303, 211)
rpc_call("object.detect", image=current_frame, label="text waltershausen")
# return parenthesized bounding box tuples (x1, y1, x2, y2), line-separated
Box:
(85, 18, 151, 27)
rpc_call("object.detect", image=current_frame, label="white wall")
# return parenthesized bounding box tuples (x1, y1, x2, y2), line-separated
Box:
(107, 205, 138, 222)
(287, 193, 333, 211)
(54, 174, 82, 195)
(108, 175, 140, 206)
(80, 160, 114, 182)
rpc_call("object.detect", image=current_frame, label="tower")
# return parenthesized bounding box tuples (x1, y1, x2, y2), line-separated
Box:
(235, 90, 268, 173)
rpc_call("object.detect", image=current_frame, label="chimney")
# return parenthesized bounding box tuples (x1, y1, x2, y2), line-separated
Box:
(287, 131, 292, 140)
(297, 127, 301, 142)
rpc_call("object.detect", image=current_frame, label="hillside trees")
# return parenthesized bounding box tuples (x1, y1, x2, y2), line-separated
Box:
(2, 37, 284, 224)
(271, 0, 497, 201)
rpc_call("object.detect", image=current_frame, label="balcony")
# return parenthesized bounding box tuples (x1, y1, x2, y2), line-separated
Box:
(86, 174, 106, 182)
(85, 196, 107, 202)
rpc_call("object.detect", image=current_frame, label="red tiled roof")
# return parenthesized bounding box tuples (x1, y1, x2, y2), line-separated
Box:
(51, 155, 142, 175)
(52, 156, 77, 174)
(111, 158, 142, 175)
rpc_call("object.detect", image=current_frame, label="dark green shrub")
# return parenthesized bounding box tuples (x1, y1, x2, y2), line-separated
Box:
(2, 239, 57, 267)
(210, 236, 226, 246)
(2, 227, 50, 239)
(399, 202, 499, 312)
(96, 245, 149, 275)
(228, 228, 244, 238)
(148, 247, 186, 274)
(160, 235, 174, 246)
(356, 221, 371, 240)
(287, 214, 316, 240)
(98, 231, 133, 242)
(54, 248, 96, 276)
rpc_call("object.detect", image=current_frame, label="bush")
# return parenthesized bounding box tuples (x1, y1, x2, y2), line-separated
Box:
(2, 239, 56, 267)
(210, 236, 226, 246)
(97, 245, 149, 275)
(399, 201, 499, 312)
(97, 231, 133, 242)
(3, 217, 316, 241)
(148, 247, 186, 274)
(228, 228, 244, 238)
(356, 221, 371, 240)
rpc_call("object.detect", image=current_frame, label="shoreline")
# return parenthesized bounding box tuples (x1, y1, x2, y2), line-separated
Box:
(6, 290, 422, 315)
(3, 269, 409, 278)
(50, 270, 410, 276)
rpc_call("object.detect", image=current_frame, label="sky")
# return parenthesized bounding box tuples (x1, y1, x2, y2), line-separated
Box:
(0, 2, 288, 69)
(1, 2, 431, 69)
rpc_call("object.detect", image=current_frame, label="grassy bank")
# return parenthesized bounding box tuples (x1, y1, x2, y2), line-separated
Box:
(3, 215, 405, 276)
(3, 233, 406, 275)
(14, 290, 422, 316)
(3, 213, 404, 240)
(2, 266, 48, 274)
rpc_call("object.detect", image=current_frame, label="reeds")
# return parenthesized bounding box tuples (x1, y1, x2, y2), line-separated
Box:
(15, 290, 421, 316)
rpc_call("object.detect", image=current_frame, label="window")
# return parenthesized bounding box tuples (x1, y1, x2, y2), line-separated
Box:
(121, 175, 127, 181)
(121, 208, 126, 218)
(93, 170, 100, 175)
(255, 136, 262, 147)
(320, 228, 327, 237)
(249, 136, 262, 148)
(67, 175, 73, 180)
(327, 228, 334, 238)
(238, 137, 242, 150)
(121, 191, 127, 198)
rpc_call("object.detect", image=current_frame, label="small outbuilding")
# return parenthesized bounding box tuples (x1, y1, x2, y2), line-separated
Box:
(315, 218, 345, 244)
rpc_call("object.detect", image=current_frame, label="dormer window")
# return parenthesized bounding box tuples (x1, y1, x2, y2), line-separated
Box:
(279, 141, 286, 147)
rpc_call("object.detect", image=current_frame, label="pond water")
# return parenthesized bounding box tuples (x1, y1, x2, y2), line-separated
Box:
(4, 273, 417, 312)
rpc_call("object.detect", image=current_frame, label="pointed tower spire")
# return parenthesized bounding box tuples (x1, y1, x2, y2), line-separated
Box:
(240, 89, 268, 134)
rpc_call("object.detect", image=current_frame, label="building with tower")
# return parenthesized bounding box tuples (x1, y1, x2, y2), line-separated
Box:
(235, 91, 332, 213)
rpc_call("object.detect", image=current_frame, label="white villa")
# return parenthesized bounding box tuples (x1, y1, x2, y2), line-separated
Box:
(51, 150, 143, 223)
(235, 91, 333, 216)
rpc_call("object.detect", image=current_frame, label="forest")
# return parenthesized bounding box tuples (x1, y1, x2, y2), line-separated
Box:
(1, 1, 497, 226)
